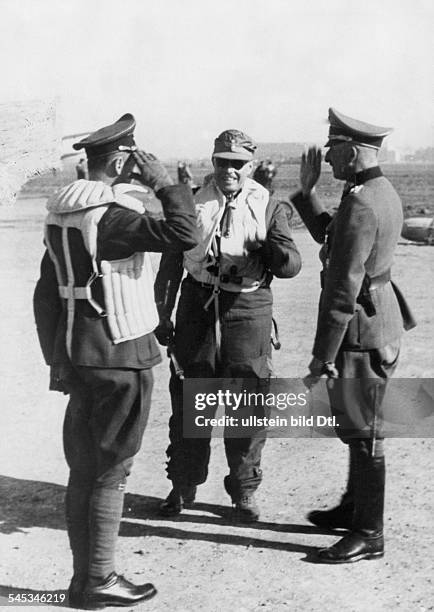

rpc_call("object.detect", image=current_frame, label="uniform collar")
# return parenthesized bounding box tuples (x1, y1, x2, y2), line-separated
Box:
(353, 166, 383, 185)
(342, 166, 383, 198)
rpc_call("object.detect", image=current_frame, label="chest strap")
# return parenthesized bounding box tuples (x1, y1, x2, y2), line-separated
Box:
(203, 233, 222, 361)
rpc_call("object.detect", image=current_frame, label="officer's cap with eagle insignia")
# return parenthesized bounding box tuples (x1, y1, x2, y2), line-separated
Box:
(325, 108, 393, 149)
(73, 114, 136, 159)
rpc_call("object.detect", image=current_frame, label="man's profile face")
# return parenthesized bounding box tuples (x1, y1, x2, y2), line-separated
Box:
(324, 142, 354, 181)
(212, 157, 253, 194)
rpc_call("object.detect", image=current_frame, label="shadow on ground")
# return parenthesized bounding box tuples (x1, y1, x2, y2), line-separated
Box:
(122, 492, 331, 555)
(0, 475, 65, 534)
(0, 476, 328, 556)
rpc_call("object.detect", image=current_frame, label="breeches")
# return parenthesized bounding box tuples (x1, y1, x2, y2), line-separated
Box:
(63, 366, 153, 488)
(328, 340, 400, 443)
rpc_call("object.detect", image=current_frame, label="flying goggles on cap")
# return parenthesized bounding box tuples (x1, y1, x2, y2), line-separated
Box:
(213, 129, 257, 160)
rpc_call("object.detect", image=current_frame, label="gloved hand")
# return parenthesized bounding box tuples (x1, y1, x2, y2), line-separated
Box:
(153, 318, 174, 346)
(130, 150, 174, 192)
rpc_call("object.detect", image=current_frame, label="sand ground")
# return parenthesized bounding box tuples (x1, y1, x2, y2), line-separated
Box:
(0, 197, 433, 611)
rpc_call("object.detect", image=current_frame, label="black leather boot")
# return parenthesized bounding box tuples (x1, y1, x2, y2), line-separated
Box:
(159, 485, 197, 516)
(316, 530, 384, 563)
(307, 493, 354, 530)
(317, 453, 385, 564)
(307, 447, 355, 530)
(84, 572, 156, 609)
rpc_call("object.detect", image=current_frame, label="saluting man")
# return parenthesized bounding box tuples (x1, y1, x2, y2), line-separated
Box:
(292, 108, 415, 563)
(33, 114, 197, 608)
(154, 129, 302, 522)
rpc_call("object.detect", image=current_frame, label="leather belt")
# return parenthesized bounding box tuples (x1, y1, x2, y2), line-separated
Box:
(186, 274, 214, 289)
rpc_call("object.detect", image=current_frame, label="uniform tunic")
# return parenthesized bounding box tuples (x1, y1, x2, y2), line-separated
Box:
(34, 182, 198, 474)
(292, 167, 415, 439)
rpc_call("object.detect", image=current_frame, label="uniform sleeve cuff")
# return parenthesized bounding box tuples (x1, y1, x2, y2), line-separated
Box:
(313, 324, 347, 363)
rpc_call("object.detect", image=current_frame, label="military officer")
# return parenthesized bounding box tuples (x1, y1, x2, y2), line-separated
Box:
(291, 108, 415, 563)
(154, 129, 302, 522)
(33, 114, 197, 607)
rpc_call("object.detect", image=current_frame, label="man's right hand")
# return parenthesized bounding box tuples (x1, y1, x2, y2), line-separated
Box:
(130, 150, 174, 192)
(300, 146, 322, 196)
(153, 318, 174, 346)
(49, 363, 75, 394)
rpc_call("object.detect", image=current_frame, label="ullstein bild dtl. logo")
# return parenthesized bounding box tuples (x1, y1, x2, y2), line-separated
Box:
(182, 378, 434, 438)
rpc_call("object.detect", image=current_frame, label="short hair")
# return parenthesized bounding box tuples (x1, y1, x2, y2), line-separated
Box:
(87, 151, 124, 174)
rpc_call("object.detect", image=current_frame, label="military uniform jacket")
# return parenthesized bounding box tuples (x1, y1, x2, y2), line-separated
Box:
(34, 183, 198, 369)
(291, 167, 415, 363)
(155, 178, 302, 317)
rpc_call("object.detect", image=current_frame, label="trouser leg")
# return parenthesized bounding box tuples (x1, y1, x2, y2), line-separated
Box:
(166, 368, 212, 487)
(63, 390, 95, 582)
(322, 346, 394, 523)
(166, 281, 216, 487)
(332, 346, 391, 527)
(64, 367, 152, 580)
(224, 434, 266, 500)
(220, 289, 272, 498)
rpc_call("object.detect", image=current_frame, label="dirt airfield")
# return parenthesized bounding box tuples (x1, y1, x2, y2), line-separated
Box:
(0, 195, 433, 612)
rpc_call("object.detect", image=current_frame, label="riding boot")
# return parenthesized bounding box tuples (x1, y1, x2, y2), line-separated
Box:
(318, 450, 385, 564)
(307, 446, 356, 530)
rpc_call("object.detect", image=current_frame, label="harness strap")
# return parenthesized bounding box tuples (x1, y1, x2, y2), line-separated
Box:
(203, 233, 222, 361)
(61, 227, 76, 359)
(45, 225, 106, 358)
(59, 286, 92, 300)
(58, 272, 106, 316)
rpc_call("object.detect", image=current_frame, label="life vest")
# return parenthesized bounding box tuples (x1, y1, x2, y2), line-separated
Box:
(44, 179, 159, 358)
(184, 177, 269, 292)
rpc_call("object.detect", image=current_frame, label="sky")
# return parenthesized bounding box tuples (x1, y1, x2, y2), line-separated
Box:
(0, 0, 433, 158)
